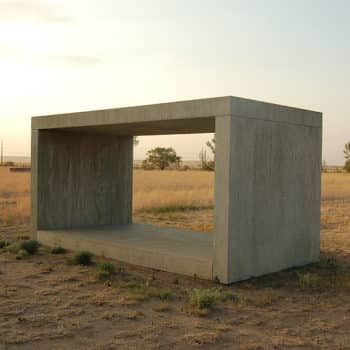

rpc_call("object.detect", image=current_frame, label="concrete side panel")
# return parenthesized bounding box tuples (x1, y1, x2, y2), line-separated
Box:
(36, 131, 133, 229)
(31, 129, 39, 239)
(213, 116, 232, 282)
(225, 115, 322, 283)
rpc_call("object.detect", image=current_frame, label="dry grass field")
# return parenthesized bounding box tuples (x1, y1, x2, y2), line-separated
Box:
(0, 167, 350, 349)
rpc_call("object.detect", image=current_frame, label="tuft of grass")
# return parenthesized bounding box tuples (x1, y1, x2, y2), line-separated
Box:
(98, 270, 112, 282)
(148, 287, 173, 300)
(97, 262, 116, 281)
(98, 262, 116, 274)
(19, 240, 39, 254)
(0, 240, 10, 249)
(153, 303, 172, 312)
(250, 291, 282, 307)
(6, 243, 20, 254)
(140, 204, 213, 214)
(117, 281, 173, 304)
(188, 308, 210, 317)
(221, 292, 248, 307)
(51, 246, 66, 254)
(73, 251, 93, 265)
(182, 331, 221, 346)
(189, 288, 221, 310)
(16, 249, 29, 260)
(298, 272, 322, 290)
(318, 253, 340, 272)
(297, 270, 350, 291)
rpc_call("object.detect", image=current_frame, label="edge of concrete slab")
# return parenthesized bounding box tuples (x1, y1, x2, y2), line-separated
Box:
(37, 225, 214, 280)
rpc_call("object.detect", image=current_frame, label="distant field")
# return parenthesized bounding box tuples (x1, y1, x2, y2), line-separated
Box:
(0, 167, 350, 225)
(0, 166, 30, 224)
(321, 172, 350, 200)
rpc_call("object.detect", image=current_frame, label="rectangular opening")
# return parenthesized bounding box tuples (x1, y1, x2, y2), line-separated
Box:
(35, 119, 217, 279)
(133, 133, 215, 233)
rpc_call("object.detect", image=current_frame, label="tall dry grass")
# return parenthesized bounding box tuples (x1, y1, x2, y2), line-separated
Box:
(133, 170, 214, 212)
(321, 172, 350, 200)
(0, 167, 30, 224)
(0, 166, 349, 225)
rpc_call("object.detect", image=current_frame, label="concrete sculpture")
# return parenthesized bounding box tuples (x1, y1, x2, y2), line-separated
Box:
(31, 96, 322, 283)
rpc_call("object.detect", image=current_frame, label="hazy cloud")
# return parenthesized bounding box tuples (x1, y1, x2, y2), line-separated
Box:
(48, 54, 103, 67)
(0, 48, 102, 68)
(0, 0, 71, 23)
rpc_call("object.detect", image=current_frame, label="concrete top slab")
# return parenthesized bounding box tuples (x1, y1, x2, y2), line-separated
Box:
(32, 96, 321, 134)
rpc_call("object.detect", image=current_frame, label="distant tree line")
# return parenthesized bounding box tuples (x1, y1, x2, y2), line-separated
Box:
(344, 142, 350, 173)
(142, 147, 181, 170)
(137, 138, 350, 173)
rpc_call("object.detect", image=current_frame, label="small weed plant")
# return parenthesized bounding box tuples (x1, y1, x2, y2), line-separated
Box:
(73, 251, 93, 265)
(16, 249, 29, 260)
(97, 262, 116, 281)
(318, 253, 340, 272)
(298, 272, 322, 290)
(19, 240, 39, 254)
(0, 240, 10, 249)
(51, 246, 66, 254)
(189, 288, 221, 309)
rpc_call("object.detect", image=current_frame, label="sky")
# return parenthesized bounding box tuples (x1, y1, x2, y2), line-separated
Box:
(0, 0, 349, 164)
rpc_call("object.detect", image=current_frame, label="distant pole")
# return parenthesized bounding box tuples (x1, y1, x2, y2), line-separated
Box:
(0, 139, 3, 165)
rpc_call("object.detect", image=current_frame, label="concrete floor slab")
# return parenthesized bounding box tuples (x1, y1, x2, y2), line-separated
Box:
(37, 224, 213, 279)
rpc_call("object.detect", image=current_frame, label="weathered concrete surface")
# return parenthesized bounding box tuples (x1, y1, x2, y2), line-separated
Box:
(34, 130, 133, 230)
(37, 224, 213, 279)
(31, 96, 320, 132)
(214, 114, 322, 283)
(32, 96, 322, 283)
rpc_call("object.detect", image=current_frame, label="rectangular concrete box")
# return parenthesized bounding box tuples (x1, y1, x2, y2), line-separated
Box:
(31, 96, 322, 284)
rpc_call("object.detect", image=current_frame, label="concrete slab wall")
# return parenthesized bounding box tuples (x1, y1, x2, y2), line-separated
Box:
(214, 113, 322, 283)
(33, 130, 133, 230)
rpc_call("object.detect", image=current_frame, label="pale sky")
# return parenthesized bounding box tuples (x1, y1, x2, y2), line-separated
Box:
(0, 0, 349, 164)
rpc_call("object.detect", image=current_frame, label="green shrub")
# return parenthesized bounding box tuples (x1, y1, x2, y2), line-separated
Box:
(97, 262, 116, 281)
(98, 262, 116, 274)
(51, 246, 66, 254)
(98, 270, 112, 281)
(19, 240, 39, 254)
(6, 243, 20, 254)
(73, 251, 93, 265)
(189, 288, 221, 309)
(0, 240, 10, 249)
(16, 249, 29, 260)
(158, 289, 172, 300)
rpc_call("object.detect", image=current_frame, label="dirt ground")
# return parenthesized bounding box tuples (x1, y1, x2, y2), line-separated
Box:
(0, 171, 350, 349)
